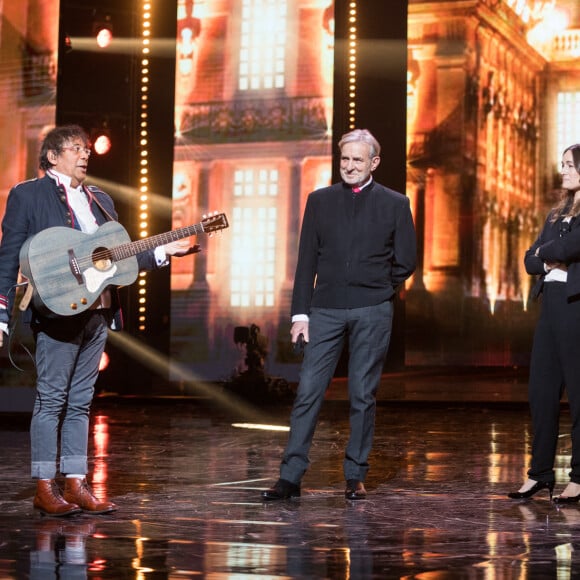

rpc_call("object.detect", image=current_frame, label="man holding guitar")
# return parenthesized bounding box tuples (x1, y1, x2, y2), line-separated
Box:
(0, 125, 201, 517)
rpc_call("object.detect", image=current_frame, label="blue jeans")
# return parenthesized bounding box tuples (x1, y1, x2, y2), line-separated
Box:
(280, 300, 394, 483)
(30, 312, 109, 479)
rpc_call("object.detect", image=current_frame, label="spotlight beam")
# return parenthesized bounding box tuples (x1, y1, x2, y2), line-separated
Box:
(68, 37, 177, 57)
(106, 330, 274, 424)
(88, 176, 172, 218)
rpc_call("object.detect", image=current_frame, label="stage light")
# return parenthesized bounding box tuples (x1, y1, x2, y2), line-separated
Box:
(232, 423, 290, 432)
(62, 33, 73, 54)
(137, 1, 152, 332)
(347, 1, 358, 129)
(96, 27, 113, 48)
(99, 351, 110, 372)
(90, 119, 113, 156)
(93, 132, 112, 155)
(93, 15, 113, 49)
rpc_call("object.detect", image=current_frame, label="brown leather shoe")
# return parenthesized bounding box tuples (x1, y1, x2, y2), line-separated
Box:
(63, 478, 117, 514)
(33, 479, 82, 517)
(345, 480, 367, 500)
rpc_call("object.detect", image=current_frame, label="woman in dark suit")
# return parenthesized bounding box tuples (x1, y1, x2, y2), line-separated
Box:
(509, 143, 580, 503)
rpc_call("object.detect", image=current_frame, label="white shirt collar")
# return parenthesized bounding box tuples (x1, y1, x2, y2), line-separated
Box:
(357, 177, 373, 191)
(47, 169, 98, 232)
(47, 169, 83, 193)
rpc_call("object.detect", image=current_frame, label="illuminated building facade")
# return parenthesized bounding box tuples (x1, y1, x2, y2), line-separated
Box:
(0, 0, 58, 206)
(170, 0, 335, 379)
(406, 0, 580, 365)
(2, 0, 580, 387)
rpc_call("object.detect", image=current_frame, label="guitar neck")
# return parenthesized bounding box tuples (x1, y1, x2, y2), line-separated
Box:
(112, 223, 204, 261)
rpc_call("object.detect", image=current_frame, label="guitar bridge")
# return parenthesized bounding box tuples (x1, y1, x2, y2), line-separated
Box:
(68, 249, 83, 285)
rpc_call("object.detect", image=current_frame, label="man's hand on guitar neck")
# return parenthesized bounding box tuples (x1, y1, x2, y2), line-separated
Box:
(164, 240, 202, 258)
(0, 307, 9, 348)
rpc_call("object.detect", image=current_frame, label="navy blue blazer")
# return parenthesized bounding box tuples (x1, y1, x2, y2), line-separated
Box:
(0, 174, 160, 321)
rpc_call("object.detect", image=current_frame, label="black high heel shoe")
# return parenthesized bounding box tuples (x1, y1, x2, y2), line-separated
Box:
(507, 480, 555, 500)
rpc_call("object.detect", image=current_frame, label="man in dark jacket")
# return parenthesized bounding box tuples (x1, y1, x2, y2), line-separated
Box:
(0, 125, 198, 516)
(262, 129, 417, 501)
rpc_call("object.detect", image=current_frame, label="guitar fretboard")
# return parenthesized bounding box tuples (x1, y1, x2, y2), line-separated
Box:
(111, 223, 205, 261)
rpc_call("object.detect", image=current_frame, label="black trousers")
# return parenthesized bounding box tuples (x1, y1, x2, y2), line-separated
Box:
(528, 282, 580, 483)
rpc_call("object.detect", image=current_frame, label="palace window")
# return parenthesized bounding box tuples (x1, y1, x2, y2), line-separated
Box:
(238, 0, 287, 91)
(557, 92, 580, 160)
(230, 168, 279, 307)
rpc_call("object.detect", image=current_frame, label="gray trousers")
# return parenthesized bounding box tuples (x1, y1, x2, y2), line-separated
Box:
(280, 300, 394, 484)
(30, 311, 109, 479)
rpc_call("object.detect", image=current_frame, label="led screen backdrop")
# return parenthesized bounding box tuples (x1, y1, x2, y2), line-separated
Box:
(168, 0, 580, 380)
(1, 0, 580, 392)
(170, 0, 335, 382)
(404, 0, 580, 366)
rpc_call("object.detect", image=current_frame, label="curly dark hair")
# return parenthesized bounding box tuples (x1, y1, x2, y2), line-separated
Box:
(39, 125, 90, 171)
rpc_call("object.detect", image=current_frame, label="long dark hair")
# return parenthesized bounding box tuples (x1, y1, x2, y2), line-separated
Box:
(549, 143, 580, 223)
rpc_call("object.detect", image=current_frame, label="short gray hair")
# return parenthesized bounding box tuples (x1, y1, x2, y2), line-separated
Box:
(338, 129, 381, 158)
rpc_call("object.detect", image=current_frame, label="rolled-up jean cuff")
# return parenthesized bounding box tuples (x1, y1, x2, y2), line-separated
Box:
(31, 461, 58, 479)
(60, 455, 88, 476)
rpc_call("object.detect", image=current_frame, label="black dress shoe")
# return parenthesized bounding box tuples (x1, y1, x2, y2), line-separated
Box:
(261, 478, 300, 501)
(345, 480, 367, 500)
(553, 494, 580, 504)
(507, 480, 554, 500)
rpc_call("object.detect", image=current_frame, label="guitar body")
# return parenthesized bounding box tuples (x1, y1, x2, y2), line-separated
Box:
(20, 222, 139, 317)
(18, 211, 228, 317)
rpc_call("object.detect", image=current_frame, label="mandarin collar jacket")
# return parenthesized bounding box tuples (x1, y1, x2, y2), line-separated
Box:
(291, 181, 417, 316)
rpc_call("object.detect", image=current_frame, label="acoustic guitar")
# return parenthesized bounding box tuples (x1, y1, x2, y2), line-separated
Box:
(19, 212, 229, 317)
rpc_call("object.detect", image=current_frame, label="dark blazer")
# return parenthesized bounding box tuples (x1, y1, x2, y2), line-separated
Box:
(525, 212, 580, 299)
(291, 181, 417, 316)
(0, 174, 159, 321)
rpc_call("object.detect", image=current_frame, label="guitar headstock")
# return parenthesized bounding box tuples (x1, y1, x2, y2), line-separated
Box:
(201, 212, 229, 234)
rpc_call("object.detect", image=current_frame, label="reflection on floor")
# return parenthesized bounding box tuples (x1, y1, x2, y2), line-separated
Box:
(1, 368, 579, 579)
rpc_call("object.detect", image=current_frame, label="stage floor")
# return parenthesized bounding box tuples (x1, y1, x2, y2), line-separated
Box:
(0, 368, 578, 579)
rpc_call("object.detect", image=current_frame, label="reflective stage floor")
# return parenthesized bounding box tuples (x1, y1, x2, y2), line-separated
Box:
(1, 368, 579, 579)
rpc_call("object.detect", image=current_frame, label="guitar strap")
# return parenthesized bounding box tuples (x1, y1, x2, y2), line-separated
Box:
(18, 282, 34, 312)
(88, 189, 116, 223)
(85, 187, 123, 330)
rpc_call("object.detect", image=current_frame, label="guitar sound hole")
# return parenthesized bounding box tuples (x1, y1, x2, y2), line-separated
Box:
(92, 246, 113, 271)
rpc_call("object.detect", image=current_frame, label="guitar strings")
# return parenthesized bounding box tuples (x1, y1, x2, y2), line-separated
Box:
(71, 221, 215, 267)
(71, 219, 224, 267)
